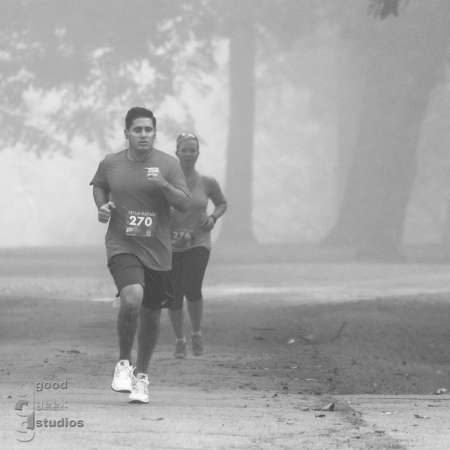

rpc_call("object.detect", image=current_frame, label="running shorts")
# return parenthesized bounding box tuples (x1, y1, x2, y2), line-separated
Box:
(107, 253, 174, 310)
(170, 247, 210, 310)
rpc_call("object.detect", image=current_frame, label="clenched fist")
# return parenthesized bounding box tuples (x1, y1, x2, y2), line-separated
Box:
(98, 201, 116, 223)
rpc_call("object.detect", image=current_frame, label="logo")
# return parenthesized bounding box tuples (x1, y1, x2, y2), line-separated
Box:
(13, 379, 85, 443)
(14, 385, 35, 442)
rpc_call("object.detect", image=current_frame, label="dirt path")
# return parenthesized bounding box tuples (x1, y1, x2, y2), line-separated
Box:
(2, 256, 450, 448)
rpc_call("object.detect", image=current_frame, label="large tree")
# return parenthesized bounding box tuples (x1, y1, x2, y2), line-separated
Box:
(200, 0, 321, 243)
(217, 0, 256, 242)
(325, 0, 450, 259)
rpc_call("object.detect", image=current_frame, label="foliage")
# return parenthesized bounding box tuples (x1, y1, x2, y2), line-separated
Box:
(368, 0, 407, 19)
(0, 0, 382, 155)
(0, 0, 217, 152)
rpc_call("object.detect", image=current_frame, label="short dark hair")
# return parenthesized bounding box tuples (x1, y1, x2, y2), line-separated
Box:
(125, 107, 156, 130)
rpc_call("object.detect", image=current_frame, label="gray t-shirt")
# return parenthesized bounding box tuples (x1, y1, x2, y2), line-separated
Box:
(90, 149, 189, 270)
(170, 174, 226, 252)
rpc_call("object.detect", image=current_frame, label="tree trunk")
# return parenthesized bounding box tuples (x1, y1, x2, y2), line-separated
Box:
(217, 2, 256, 244)
(326, 1, 450, 259)
(325, 40, 366, 233)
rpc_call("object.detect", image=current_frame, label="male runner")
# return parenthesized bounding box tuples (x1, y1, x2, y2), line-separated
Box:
(90, 107, 190, 403)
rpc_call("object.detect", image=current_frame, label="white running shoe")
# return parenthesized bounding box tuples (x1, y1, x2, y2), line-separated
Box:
(129, 373, 150, 403)
(111, 360, 133, 392)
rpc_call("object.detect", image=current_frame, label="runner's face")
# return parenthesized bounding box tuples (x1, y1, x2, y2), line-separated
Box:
(125, 117, 155, 153)
(176, 139, 199, 168)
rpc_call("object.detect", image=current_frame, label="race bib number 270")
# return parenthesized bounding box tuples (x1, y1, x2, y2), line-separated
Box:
(125, 210, 156, 237)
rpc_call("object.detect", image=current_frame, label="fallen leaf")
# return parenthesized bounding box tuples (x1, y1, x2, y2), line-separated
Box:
(313, 402, 336, 412)
(322, 402, 336, 411)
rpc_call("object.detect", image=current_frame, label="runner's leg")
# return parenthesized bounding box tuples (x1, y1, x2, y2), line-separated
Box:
(187, 299, 203, 334)
(134, 268, 171, 373)
(135, 307, 161, 373)
(168, 252, 185, 340)
(118, 284, 143, 362)
(184, 248, 209, 356)
(185, 247, 209, 334)
(169, 309, 184, 339)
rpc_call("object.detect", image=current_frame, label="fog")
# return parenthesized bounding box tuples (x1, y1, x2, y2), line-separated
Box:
(1, 0, 450, 259)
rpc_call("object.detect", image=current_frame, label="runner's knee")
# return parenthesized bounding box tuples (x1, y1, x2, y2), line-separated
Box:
(120, 284, 143, 309)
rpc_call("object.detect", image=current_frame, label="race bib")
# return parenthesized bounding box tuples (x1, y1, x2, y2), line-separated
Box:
(172, 230, 193, 249)
(125, 210, 156, 237)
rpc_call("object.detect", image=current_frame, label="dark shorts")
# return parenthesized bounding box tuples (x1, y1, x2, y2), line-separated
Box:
(170, 246, 210, 310)
(107, 253, 174, 310)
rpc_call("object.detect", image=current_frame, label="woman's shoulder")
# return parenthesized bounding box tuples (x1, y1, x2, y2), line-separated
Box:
(199, 174, 218, 186)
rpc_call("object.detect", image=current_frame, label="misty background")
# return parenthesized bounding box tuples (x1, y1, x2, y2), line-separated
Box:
(1, 0, 450, 260)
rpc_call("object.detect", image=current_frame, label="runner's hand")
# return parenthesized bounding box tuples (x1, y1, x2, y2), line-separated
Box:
(146, 171, 169, 189)
(98, 201, 116, 223)
(200, 215, 216, 231)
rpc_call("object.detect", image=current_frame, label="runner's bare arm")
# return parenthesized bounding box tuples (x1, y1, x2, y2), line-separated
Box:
(93, 185, 109, 209)
(200, 177, 227, 230)
(159, 182, 191, 212)
(144, 170, 190, 212)
(210, 198, 228, 221)
(93, 186, 115, 223)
